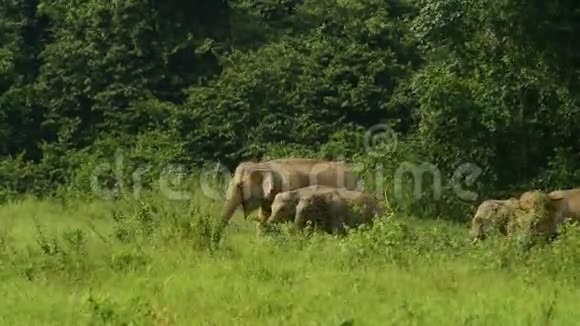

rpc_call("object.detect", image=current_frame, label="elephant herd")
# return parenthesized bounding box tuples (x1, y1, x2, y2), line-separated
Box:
(469, 188, 580, 242)
(219, 157, 580, 240)
(221, 158, 380, 234)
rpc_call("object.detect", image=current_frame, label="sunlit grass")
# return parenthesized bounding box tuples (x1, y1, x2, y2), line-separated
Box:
(0, 191, 578, 325)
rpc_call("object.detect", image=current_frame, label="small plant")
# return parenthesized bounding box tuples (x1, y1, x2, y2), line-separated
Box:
(190, 210, 223, 253)
(109, 199, 163, 244)
(84, 294, 120, 325)
(544, 222, 580, 282)
(110, 249, 151, 272)
(62, 228, 87, 255)
(34, 224, 61, 257)
(83, 294, 158, 325)
(337, 214, 413, 266)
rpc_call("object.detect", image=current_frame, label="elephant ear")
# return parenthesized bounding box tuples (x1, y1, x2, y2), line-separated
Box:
(261, 171, 275, 199)
(549, 191, 565, 200)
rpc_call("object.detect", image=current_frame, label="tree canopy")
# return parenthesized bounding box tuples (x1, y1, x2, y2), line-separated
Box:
(2, 0, 580, 218)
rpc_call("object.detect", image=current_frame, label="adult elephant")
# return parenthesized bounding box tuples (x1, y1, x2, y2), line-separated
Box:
(545, 188, 580, 224)
(221, 158, 362, 226)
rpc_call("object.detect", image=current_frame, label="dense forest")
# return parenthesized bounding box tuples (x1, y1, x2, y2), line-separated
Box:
(2, 0, 580, 218)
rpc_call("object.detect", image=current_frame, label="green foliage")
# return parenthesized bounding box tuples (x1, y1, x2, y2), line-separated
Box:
(1, 193, 580, 323)
(83, 294, 163, 326)
(2, 0, 580, 222)
(531, 148, 580, 190)
(410, 0, 580, 193)
(35, 0, 228, 148)
(59, 130, 188, 201)
(0, 154, 36, 203)
(0, 0, 47, 159)
(180, 7, 414, 164)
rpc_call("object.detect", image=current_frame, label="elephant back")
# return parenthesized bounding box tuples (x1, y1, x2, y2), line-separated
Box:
(267, 159, 362, 193)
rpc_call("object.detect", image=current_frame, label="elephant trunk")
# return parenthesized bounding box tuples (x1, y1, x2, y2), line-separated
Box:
(222, 184, 245, 224)
(469, 224, 483, 240)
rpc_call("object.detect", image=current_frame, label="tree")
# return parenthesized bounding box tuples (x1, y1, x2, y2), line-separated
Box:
(410, 0, 580, 190)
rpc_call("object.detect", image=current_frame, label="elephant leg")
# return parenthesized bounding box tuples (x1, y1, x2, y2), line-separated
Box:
(325, 202, 346, 232)
(294, 211, 309, 231)
(333, 223, 347, 236)
(265, 214, 277, 224)
(325, 215, 344, 235)
(329, 209, 348, 235)
(258, 202, 272, 224)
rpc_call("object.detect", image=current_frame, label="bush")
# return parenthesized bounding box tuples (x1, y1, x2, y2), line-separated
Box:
(60, 131, 190, 201)
(0, 154, 38, 203)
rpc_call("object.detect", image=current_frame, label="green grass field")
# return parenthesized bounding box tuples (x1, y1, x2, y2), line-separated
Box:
(0, 192, 579, 325)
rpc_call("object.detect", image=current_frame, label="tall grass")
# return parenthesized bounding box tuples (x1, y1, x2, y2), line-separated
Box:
(0, 189, 580, 325)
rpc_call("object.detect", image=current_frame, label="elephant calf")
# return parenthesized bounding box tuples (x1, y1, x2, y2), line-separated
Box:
(296, 188, 381, 234)
(469, 190, 573, 241)
(268, 185, 381, 235)
(469, 198, 520, 241)
(267, 185, 337, 226)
